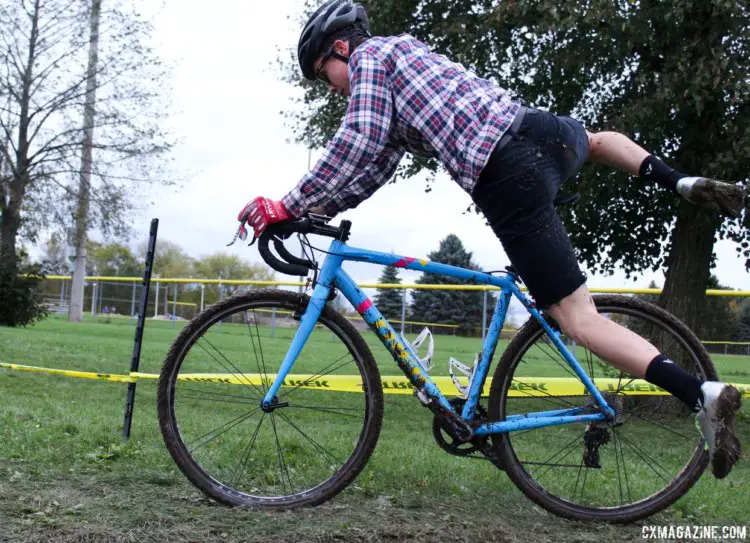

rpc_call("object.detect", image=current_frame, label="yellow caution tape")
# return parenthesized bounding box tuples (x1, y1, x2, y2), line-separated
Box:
(3, 362, 749, 398)
(0, 362, 136, 383)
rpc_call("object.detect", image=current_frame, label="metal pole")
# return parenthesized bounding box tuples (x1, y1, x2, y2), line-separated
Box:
(218, 283, 223, 331)
(91, 282, 97, 317)
(123, 218, 159, 439)
(172, 284, 178, 327)
(271, 308, 276, 338)
(59, 280, 65, 312)
(400, 288, 407, 336)
(98, 282, 103, 315)
(482, 290, 488, 341)
(164, 284, 169, 315)
(200, 284, 205, 312)
(154, 281, 160, 317)
(130, 282, 136, 317)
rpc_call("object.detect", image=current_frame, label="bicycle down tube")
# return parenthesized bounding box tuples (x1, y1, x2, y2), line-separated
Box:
(261, 238, 615, 431)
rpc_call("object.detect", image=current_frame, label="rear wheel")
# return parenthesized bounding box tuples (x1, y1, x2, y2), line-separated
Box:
(489, 295, 716, 522)
(157, 289, 384, 508)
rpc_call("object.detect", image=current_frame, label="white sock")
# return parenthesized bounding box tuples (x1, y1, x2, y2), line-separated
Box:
(676, 176, 701, 200)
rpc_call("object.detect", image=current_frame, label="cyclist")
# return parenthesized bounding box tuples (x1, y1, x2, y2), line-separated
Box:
(237, 0, 743, 478)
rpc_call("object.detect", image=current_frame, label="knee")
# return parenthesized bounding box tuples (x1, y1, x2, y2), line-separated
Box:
(586, 131, 609, 160)
(554, 306, 600, 346)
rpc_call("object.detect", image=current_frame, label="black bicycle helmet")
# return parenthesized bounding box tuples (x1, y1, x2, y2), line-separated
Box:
(298, 0, 371, 80)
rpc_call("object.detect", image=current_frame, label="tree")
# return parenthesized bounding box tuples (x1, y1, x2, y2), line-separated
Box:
(0, 0, 174, 324)
(193, 252, 275, 306)
(373, 265, 403, 320)
(145, 240, 194, 279)
(409, 234, 494, 335)
(733, 300, 750, 342)
(70, 0, 102, 322)
(698, 276, 739, 342)
(280, 0, 750, 335)
(86, 241, 140, 276)
(41, 235, 72, 275)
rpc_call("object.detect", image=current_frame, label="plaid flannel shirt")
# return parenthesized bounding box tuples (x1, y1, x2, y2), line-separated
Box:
(281, 34, 520, 218)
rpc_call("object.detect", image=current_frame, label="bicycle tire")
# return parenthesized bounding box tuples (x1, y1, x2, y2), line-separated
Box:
(488, 295, 717, 522)
(157, 289, 384, 508)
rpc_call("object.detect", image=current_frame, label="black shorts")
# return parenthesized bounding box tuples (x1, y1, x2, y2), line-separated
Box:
(471, 106, 590, 309)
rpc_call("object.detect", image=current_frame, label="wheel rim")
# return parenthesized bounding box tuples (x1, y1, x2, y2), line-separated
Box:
(495, 303, 710, 515)
(165, 299, 375, 504)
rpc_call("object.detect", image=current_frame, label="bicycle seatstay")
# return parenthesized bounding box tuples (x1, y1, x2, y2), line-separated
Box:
(262, 236, 614, 429)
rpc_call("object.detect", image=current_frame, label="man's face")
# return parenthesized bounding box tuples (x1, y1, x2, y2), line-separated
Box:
(314, 39, 350, 97)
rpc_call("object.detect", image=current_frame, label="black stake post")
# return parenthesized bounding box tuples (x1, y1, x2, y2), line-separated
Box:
(123, 218, 159, 439)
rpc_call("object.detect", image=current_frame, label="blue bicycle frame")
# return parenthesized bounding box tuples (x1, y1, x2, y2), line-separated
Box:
(261, 239, 616, 435)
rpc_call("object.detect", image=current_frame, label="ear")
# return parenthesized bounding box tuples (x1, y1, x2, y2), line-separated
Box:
(333, 39, 350, 56)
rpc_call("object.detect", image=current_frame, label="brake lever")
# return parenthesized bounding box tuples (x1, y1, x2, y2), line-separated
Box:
(226, 221, 257, 247)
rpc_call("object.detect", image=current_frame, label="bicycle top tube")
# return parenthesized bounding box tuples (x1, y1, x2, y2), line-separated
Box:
(258, 216, 528, 301)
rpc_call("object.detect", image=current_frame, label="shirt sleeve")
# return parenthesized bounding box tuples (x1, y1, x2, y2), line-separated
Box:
(281, 50, 403, 217)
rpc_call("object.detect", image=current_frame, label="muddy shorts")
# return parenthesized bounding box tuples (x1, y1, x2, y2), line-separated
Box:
(471, 106, 590, 309)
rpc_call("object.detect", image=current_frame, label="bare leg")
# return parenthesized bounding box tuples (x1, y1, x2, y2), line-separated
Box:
(545, 283, 659, 377)
(585, 130, 650, 175)
(585, 130, 745, 216)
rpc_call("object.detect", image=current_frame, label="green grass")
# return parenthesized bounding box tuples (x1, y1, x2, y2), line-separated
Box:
(0, 315, 749, 542)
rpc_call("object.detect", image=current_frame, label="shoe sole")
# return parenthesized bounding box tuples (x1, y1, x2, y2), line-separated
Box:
(711, 385, 742, 479)
(692, 179, 746, 218)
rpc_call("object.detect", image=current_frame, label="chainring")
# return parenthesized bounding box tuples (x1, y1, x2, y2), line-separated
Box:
(432, 398, 488, 457)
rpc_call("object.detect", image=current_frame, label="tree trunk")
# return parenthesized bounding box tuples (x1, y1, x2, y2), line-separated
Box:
(0, 0, 39, 278)
(658, 201, 715, 336)
(0, 200, 20, 273)
(69, 0, 102, 322)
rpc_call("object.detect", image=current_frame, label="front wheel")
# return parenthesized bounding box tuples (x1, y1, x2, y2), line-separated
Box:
(489, 295, 717, 522)
(157, 289, 384, 508)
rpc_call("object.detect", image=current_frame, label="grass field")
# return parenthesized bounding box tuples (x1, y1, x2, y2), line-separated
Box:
(1, 314, 748, 543)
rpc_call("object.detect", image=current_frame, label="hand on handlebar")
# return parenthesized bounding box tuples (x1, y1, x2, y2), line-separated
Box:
(236, 197, 292, 242)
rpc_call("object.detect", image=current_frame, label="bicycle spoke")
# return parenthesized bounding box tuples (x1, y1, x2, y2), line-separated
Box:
(230, 413, 266, 487)
(626, 412, 695, 441)
(179, 389, 258, 407)
(613, 426, 624, 506)
(530, 430, 587, 482)
(616, 432, 672, 485)
(585, 348, 597, 386)
(612, 428, 633, 505)
(279, 353, 356, 400)
(579, 455, 590, 503)
(509, 377, 581, 410)
(269, 412, 293, 495)
(534, 342, 580, 382)
(188, 407, 261, 451)
(277, 411, 342, 465)
(196, 336, 265, 399)
(245, 309, 268, 395)
(287, 404, 364, 418)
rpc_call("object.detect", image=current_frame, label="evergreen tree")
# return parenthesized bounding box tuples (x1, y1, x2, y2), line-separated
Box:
(373, 266, 403, 320)
(409, 234, 494, 335)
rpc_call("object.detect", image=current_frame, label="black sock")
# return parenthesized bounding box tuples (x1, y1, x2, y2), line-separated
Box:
(644, 354, 704, 412)
(638, 156, 687, 194)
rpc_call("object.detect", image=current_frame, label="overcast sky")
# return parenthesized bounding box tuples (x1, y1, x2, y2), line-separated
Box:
(131, 0, 748, 301)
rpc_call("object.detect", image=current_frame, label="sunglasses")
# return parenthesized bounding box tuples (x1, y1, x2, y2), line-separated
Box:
(315, 51, 334, 85)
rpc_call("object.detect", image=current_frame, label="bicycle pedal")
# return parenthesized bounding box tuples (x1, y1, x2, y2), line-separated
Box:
(402, 327, 434, 371)
(449, 356, 478, 399)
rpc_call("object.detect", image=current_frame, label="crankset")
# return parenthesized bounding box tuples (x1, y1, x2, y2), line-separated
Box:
(432, 398, 488, 457)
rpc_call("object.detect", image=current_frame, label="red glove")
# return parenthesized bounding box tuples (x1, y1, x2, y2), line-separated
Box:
(237, 197, 291, 241)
